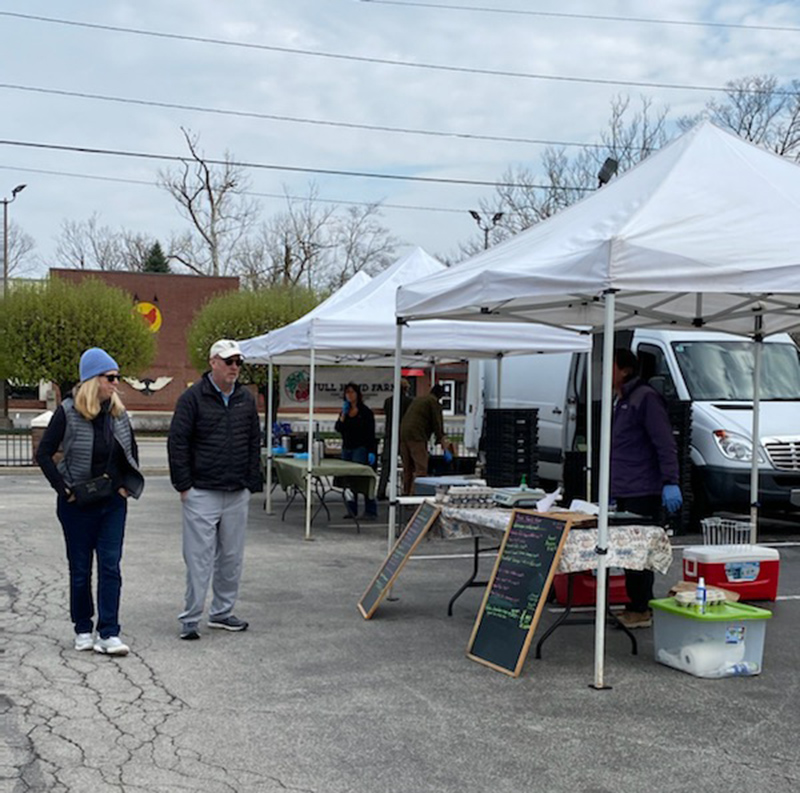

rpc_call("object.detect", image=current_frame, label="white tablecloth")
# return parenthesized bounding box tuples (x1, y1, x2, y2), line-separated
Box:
(435, 507, 673, 574)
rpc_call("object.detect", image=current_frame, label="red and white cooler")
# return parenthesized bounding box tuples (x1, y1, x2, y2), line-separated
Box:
(683, 545, 780, 601)
(553, 569, 630, 606)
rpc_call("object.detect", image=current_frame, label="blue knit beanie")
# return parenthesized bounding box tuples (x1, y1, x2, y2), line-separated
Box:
(79, 348, 119, 382)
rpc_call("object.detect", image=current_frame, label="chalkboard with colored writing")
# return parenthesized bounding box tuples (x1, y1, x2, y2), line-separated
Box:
(467, 511, 572, 676)
(358, 501, 442, 619)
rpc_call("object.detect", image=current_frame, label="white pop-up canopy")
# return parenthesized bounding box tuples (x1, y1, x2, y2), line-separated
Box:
(244, 247, 589, 365)
(239, 246, 591, 541)
(395, 121, 800, 689)
(239, 270, 372, 364)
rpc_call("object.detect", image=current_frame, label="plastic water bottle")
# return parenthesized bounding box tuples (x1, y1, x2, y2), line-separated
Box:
(725, 661, 759, 676)
(695, 576, 707, 614)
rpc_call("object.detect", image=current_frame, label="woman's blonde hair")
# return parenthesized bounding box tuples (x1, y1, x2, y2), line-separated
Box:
(73, 377, 126, 420)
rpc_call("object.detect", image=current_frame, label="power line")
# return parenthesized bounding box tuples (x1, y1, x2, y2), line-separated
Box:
(360, 0, 800, 33)
(0, 137, 596, 190)
(0, 83, 608, 150)
(0, 163, 468, 215)
(2, 11, 795, 96)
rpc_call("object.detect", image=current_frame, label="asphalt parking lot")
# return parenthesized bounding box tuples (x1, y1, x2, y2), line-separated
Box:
(3, 443, 799, 793)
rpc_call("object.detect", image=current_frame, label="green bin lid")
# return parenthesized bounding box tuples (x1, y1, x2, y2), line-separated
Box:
(649, 597, 772, 621)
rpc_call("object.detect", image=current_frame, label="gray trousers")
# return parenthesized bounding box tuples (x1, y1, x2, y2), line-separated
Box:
(179, 488, 249, 624)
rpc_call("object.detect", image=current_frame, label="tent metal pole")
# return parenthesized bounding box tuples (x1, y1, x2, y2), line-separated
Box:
(496, 354, 503, 408)
(388, 321, 404, 553)
(750, 318, 763, 542)
(304, 347, 316, 541)
(592, 291, 615, 690)
(585, 345, 593, 501)
(266, 360, 274, 515)
(430, 361, 436, 389)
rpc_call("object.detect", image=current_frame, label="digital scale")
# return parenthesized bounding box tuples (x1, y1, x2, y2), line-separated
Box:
(491, 487, 546, 508)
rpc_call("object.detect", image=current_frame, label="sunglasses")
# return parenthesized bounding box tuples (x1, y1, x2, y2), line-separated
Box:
(222, 357, 243, 367)
(104, 374, 121, 383)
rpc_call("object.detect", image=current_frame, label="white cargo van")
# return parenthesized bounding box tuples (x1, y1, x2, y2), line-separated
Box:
(481, 330, 800, 518)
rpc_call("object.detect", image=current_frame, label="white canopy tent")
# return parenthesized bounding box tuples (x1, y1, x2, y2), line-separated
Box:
(239, 270, 372, 516)
(395, 122, 800, 688)
(239, 246, 591, 542)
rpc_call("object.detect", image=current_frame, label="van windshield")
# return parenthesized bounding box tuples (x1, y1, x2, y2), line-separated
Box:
(672, 341, 800, 401)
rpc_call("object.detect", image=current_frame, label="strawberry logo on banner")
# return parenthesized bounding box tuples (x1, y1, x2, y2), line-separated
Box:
(284, 370, 310, 403)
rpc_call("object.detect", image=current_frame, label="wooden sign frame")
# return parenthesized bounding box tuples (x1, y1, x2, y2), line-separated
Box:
(358, 501, 441, 619)
(466, 510, 572, 677)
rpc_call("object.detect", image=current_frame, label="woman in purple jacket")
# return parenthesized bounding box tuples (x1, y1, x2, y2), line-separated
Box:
(611, 348, 683, 629)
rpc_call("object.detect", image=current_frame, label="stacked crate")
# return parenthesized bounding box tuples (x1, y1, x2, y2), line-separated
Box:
(483, 409, 539, 488)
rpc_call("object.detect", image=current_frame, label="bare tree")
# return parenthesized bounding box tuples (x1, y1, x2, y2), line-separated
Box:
(3, 220, 36, 277)
(452, 96, 669, 260)
(679, 75, 800, 161)
(329, 203, 398, 288)
(159, 128, 260, 276)
(54, 214, 154, 271)
(233, 184, 396, 290)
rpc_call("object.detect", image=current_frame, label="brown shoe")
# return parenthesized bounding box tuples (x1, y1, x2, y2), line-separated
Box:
(617, 609, 653, 629)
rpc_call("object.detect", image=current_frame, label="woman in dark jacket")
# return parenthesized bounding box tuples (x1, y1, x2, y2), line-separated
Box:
(334, 382, 378, 520)
(36, 348, 144, 655)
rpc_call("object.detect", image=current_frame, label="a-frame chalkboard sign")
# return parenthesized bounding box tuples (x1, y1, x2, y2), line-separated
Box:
(358, 501, 441, 619)
(466, 510, 572, 677)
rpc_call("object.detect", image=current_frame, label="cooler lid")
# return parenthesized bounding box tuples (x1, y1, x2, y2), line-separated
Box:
(682, 544, 780, 563)
(650, 598, 773, 621)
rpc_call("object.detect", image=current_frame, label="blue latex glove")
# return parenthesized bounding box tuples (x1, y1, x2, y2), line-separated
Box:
(662, 484, 683, 514)
(342, 400, 350, 414)
(367, 452, 376, 466)
(443, 449, 453, 463)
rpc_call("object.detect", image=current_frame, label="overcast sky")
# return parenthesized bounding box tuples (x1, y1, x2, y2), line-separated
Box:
(2, 0, 799, 277)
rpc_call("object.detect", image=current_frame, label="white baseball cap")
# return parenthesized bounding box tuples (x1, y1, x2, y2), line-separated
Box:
(209, 339, 244, 359)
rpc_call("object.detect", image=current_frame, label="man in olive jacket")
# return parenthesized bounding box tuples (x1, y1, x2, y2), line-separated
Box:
(168, 339, 262, 641)
(399, 383, 453, 495)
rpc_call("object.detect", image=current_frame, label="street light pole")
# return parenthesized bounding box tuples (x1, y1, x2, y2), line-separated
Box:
(469, 210, 504, 250)
(2, 184, 27, 429)
(2, 183, 27, 295)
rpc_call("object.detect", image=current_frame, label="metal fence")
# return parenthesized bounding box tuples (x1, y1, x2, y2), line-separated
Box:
(0, 429, 35, 467)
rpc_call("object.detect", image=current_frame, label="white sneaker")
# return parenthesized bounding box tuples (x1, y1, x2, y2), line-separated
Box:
(93, 636, 130, 656)
(74, 633, 94, 651)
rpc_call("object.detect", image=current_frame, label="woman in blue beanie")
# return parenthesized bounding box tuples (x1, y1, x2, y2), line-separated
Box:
(36, 347, 144, 656)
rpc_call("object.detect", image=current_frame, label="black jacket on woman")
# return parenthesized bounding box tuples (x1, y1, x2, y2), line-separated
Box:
(335, 403, 377, 455)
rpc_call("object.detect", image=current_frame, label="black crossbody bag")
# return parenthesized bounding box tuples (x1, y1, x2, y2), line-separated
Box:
(66, 417, 115, 506)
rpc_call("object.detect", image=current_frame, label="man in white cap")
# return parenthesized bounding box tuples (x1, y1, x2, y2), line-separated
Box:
(168, 339, 262, 640)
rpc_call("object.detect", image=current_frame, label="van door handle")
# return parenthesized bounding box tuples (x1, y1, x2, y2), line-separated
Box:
(552, 407, 563, 415)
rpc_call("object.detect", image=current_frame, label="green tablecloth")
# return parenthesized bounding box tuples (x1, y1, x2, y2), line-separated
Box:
(271, 457, 377, 500)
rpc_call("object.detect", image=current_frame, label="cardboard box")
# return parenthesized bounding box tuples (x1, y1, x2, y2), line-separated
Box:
(668, 580, 740, 603)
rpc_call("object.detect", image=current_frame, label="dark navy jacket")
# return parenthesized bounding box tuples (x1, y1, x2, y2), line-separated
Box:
(610, 377, 680, 499)
(168, 373, 262, 494)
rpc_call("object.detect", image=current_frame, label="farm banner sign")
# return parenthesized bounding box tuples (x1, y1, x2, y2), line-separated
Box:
(279, 367, 396, 408)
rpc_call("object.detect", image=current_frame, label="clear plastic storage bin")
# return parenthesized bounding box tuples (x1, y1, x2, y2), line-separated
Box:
(650, 598, 772, 678)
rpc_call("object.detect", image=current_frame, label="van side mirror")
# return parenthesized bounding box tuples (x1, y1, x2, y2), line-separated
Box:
(648, 374, 677, 401)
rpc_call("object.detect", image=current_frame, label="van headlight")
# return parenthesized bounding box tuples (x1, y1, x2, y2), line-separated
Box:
(712, 430, 765, 463)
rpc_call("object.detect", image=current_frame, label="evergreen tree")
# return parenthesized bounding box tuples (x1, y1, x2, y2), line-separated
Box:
(143, 241, 170, 273)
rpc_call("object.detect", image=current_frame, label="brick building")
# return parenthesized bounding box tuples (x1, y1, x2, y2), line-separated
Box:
(51, 269, 239, 413)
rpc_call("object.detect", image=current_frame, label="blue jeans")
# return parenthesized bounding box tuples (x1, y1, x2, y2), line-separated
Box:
(341, 447, 378, 517)
(57, 494, 127, 639)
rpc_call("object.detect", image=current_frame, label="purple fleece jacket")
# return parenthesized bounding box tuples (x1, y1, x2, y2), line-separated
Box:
(610, 377, 680, 499)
